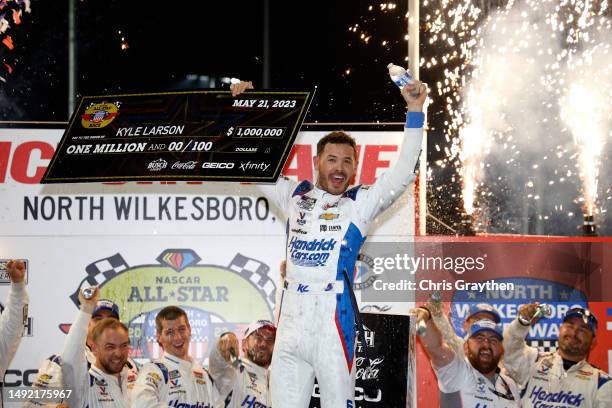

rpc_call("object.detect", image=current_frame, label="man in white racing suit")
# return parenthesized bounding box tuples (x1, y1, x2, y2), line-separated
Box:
(503, 304, 612, 407)
(62, 287, 132, 408)
(131, 305, 219, 408)
(25, 298, 139, 407)
(209, 320, 275, 408)
(418, 309, 520, 408)
(229, 79, 428, 407)
(1, 260, 29, 406)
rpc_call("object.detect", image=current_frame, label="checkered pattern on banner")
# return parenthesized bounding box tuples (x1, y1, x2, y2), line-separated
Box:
(70, 253, 129, 307)
(228, 253, 276, 308)
(528, 339, 557, 353)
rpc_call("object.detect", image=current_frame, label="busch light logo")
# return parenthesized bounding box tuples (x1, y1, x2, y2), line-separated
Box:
(148, 158, 168, 172)
(288, 237, 336, 267)
(529, 387, 585, 406)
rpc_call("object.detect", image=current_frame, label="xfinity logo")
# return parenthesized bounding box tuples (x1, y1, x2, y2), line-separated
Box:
(202, 162, 235, 169)
(240, 161, 270, 172)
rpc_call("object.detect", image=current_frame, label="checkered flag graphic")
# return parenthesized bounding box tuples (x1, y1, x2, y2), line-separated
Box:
(70, 253, 129, 307)
(528, 339, 557, 353)
(228, 253, 276, 308)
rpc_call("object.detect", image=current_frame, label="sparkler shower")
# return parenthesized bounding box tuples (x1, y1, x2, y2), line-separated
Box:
(425, 0, 611, 234)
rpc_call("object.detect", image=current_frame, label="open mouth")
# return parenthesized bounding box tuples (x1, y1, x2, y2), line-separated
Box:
(329, 173, 346, 188)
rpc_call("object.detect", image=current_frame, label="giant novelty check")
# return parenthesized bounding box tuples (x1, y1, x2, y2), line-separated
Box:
(41, 90, 314, 183)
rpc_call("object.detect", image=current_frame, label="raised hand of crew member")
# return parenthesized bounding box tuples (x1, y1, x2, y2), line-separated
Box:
(218, 332, 240, 362)
(517, 303, 542, 326)
(230, 80, 254, 97)
(78, 287, 100, 315)
(6, 259, 26, 283)
(408, 307, 431, 324)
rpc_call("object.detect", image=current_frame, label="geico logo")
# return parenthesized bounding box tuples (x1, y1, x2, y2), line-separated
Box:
(354, 387, 382, 402)
(202, 162, 234, 169)
(4, 369, 39, 386)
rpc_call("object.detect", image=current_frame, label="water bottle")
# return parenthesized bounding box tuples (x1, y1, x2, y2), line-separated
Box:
(387, 63, 416, 88)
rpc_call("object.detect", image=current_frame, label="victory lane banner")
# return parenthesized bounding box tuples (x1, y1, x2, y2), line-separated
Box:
(41, 89, 314, 183)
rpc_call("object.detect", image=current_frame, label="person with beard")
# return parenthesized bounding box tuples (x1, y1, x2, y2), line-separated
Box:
(131, 306, 219, 407)
(25, 298, 139, 408)
(209, 320, 276, 408)
(61, 288, 132, 408)
(424, 301, 502, 356)
(503, 305, 612, 407)
(418, 311, 520, 408)
(230, 78, 427, 408)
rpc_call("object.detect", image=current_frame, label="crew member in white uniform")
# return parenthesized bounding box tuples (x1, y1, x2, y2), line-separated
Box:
(1, 260, 28, 407)
(417, 305, 520, 408)
(26, 298, 139, 407)
(209, 320, 275, 408)
(131, 305, 219, 408)
(503, 304, 612, 407)
(231, 78, 428, 407)
(62, 288, 132, 408)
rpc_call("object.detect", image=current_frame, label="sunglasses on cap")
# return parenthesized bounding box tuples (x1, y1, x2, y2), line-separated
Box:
(563, 307, 598, 333)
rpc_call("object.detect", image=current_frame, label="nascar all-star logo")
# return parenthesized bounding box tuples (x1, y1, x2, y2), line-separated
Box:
(65, 250, 276, 364)
(81, 101, 120, 128)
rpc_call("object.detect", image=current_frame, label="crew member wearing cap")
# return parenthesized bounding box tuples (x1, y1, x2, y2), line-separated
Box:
(503, 304, 612, 407)
(61, 287, 132, 407)
(131, 305, 219, 408)
(424, 301, 501, 356)
(419, 311, 520, 407)
(26, 297, 139, 407)
(209, 319, 276, 408)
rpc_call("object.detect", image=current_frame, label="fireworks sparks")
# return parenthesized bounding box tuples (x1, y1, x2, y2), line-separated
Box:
(118, 30, 129, 51)
(421, 0, 612, 233)
(0, 0, 31, 82)
(348, 1, 611, 233)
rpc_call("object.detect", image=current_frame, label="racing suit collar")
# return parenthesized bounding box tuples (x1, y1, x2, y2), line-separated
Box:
(313, 183, 344, 198)
(554, 351, 589, 372)
(242, 357, 269, 376)
(162, 352, 193, 370)
(90, 364, 129, 387)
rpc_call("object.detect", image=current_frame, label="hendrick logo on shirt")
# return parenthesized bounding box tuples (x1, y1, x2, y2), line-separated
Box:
(168, 401, 212, 408)
(241, 394, 269, 408)
(529, 386, 584, 406)
(288, 237, 336, 267)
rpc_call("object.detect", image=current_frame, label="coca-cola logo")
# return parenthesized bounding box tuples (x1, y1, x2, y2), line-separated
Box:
(355, 357, 384, 380)
(171, 161, 198, 170)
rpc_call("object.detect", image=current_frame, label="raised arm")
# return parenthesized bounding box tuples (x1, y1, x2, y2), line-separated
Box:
(62, 287, 98, 408)
(0, 260, 29, 377)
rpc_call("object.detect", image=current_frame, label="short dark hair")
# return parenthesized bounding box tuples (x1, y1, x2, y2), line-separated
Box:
(316, 131, 357, 158)
(156, 306, 189, 334)
(92, 318, 128, 344)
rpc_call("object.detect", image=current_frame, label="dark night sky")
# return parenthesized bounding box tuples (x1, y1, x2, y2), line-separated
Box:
(1, 0, 607, 235)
